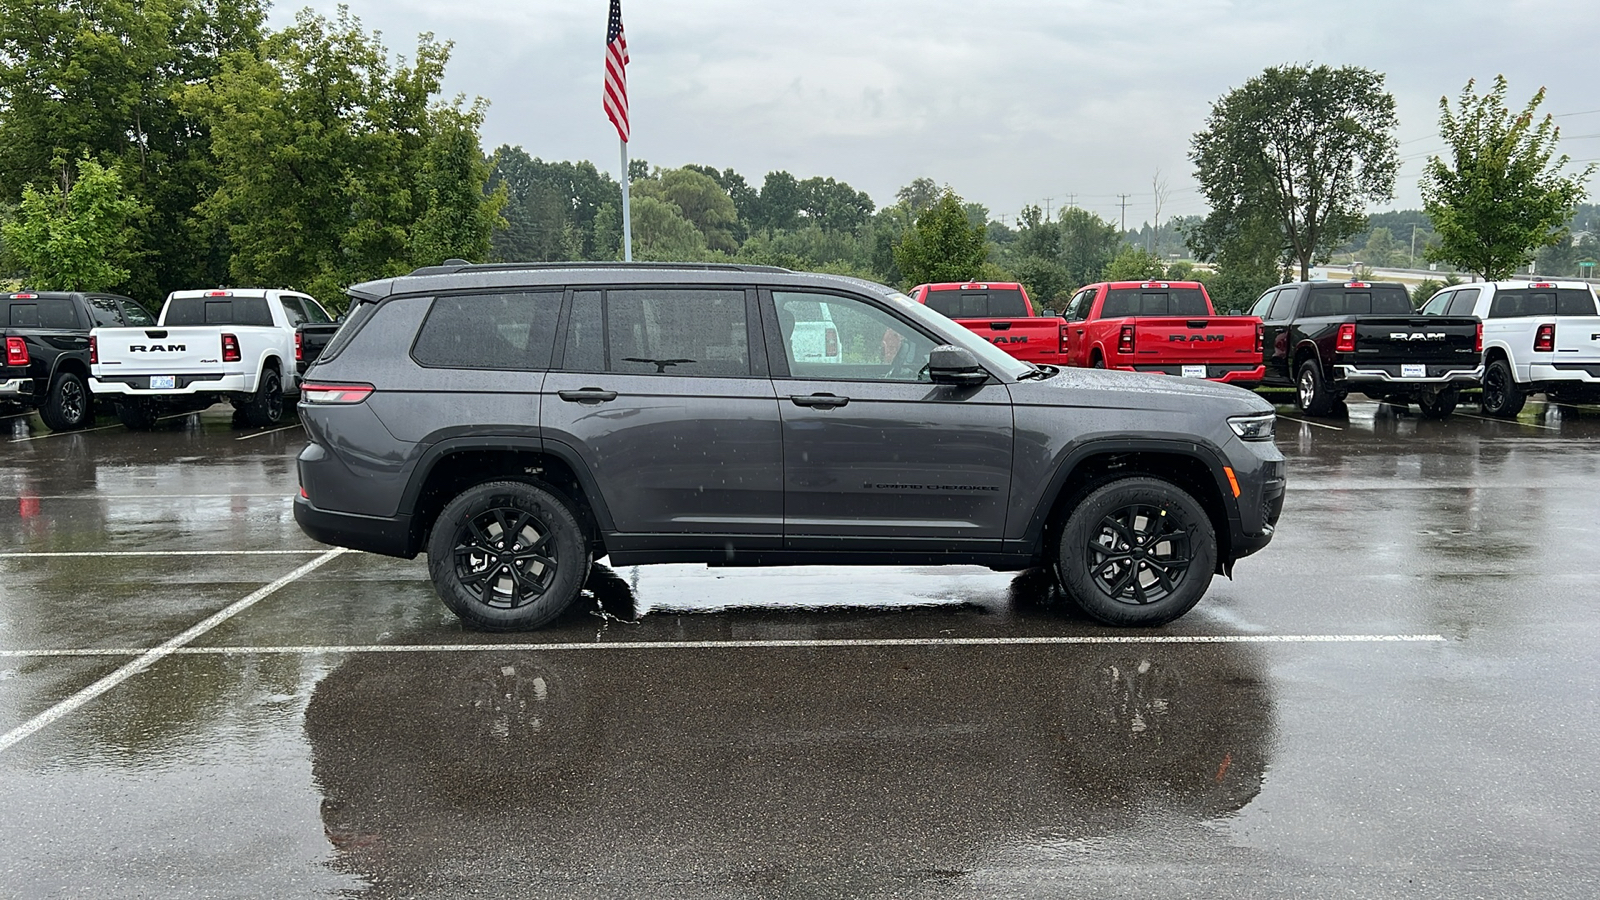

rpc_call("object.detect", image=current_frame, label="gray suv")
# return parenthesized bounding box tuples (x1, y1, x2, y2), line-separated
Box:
(293, 263, 1285, 629)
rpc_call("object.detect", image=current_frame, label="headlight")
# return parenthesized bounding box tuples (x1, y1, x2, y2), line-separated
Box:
(1228, 412, 1275, 441)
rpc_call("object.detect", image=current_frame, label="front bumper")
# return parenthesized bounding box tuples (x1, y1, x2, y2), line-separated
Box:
(1336, 363, 1482, 386)
(0, 377, 34, 399)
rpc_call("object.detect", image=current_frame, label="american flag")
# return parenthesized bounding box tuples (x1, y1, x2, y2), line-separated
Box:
(604, 0, 629, 143)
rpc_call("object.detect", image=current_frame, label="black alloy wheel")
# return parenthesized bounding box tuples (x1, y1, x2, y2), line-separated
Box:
(1479, 358, 1525, 418)
(40, 372, 91, 431)
(427, 481, 590, 631)
(1056, 477, 1216, 626)
(242, 369, 284, 427)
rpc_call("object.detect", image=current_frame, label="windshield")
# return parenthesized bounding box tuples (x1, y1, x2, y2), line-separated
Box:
(885, 290, 1035, 380)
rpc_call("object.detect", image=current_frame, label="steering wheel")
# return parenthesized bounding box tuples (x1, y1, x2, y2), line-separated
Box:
(885, 333, 921, 380)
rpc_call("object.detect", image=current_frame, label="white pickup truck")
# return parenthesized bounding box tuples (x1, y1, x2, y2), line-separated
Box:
(89, 288, 338, 429)
(1420, 279, 1600, 416)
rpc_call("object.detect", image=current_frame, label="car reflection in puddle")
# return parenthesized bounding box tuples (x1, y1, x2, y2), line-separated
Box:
(304, 565, 1276, 896)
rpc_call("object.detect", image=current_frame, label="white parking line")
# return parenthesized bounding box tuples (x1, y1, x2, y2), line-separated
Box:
(0, 494, 290, 502)
(0, 549, 347, 754)
(7, 422, 124, 443)
(0, 549, 325, 558)
(1276, 415, 1343, 431)
(1452, 412, 1561, 431)
(235, 423, 302, 441)
(0, 633, 1447, 658)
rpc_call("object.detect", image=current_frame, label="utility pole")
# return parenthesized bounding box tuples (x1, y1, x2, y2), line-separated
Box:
(1043, 197, 1054, 221)
(1066, 193, 1077, 209)
(1117, 194, 1131, 234)
(1410, 225, 1419, 269)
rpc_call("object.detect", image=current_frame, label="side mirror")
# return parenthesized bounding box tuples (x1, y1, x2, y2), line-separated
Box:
(1041, 308, 1057, 317)
(928, 345, 989, 387)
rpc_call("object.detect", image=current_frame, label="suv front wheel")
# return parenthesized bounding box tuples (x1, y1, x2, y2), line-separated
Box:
(426, 481, 591, 631)
(1055, 477, 1217, 627)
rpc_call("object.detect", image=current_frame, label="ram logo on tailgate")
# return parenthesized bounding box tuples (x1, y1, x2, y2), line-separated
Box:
(1169, 334, 1225, 342)
(129, 344, 187, 352)
(1389, 332, 1445, 341)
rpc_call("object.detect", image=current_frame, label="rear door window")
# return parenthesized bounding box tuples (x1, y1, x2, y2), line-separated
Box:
(1420, 292, 1452, 316)
(279, 296, 308, 328)
(603, 288, 750, 377)
(1266, 289, 1297, 320)
(88, 297, 124, 327)
(412, 292, 563, 371)
(119, 300, 156, 327)
(1445, 288, 1480, 316)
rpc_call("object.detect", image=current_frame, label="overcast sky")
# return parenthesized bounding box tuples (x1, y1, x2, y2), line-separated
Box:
(272, 0, 1600, 230)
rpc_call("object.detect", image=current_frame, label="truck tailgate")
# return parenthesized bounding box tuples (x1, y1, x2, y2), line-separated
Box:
(959, 317, 1064, 364)
(1553, 316, 1600, 362)
(92, 326, 237, 376)
(1353, 316, 1480, 366)
(1130, 316, 1259, 363)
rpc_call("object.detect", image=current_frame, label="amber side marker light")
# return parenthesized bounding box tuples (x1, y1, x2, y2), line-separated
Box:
(1223, 466, 1241, 498)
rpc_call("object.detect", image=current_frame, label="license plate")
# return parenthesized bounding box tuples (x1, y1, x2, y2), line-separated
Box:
(1181, 365, 1207, 379)
(149, 375, 175, 390)
(1401, 364, 1426, 378)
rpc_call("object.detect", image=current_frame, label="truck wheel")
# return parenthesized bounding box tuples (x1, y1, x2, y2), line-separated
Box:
(241, 368, 284, 427)
(1296, 360, 1336, 417)
(1417, 389, 1459, 420)
(1054, 477, 1216, 627)
(115, 399, 159, 430)
(1480, 359, 1525, 418)
(39, 372, 91, 431)
(427, 481, 591, 631)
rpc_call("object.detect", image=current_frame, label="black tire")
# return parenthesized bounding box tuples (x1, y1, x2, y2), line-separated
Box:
(1054, 477, 1217, 627)
(1417, 389, 1459, 420)
(1091, 354, 1106, 369)
(38, 371, 92, 431)
(1480, 358, 1525, 418)
(426, 481, 591, 631)
(115, 398, 160, 430)
(241, 368, 284, 427)
(1295, 359, 1337, 417)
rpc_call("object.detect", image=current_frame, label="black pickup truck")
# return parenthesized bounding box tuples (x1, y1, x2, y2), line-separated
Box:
(1249, 280, 1482, 418)
(2, 290, 157, 431)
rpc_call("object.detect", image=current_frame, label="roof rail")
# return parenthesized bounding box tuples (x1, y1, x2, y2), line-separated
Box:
(405, 260, 794, 277)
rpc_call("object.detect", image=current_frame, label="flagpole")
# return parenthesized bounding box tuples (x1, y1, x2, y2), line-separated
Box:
(620, 138, 632, 262)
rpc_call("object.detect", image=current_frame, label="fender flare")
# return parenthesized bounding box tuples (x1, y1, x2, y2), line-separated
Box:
(397, 434, 618, 535)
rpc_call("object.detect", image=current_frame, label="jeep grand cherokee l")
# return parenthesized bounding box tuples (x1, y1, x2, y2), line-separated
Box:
(294, 262, 1285, 630)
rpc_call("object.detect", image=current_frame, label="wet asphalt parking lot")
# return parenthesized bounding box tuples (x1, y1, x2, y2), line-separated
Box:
(2, 396, 1599, 899)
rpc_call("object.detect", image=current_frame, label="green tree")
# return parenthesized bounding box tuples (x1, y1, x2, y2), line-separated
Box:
(1191, 64, 1399, 281)
(1058, 207, 1121, 287)
(1361, 226, 1401, 268)
(893, 190, 986, 285)
(1421, 76, 1595, 280)
(1103, 245, 1166, 281)
(633, 167, 739, 251)
(0, 0, 266, 297)
(409, 100, 505, 267)
(487, 148, 618, 262)
(895, 177, 941, 216)
(630, 195, 709, 261)
(797, 176, 875, 232)
(3, 155, 144, 290)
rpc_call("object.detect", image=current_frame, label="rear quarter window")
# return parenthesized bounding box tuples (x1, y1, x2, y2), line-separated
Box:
(411, 291, 563, 370)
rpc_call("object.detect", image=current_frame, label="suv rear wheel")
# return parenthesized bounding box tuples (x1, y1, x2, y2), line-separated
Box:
(426, 481, 591, 631)
(1054, 477, 1216, 627)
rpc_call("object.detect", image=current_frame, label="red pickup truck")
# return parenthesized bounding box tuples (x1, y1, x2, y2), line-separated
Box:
(1059, 281, 1264, 387)
(907, 282, 1067, 367)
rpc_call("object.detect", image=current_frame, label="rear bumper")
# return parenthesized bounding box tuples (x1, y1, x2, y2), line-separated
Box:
(294, 495, 417, 558)
(1336, 364, 1482, 386)
(90, 372, 253, 396)
(1528, 362, 1600, 384)
(1125, 363, 1265, 387)
(0, 377, 34, 399)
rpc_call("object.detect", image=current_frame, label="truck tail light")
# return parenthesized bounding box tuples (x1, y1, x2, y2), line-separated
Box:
(1059, 322, 1070, 355)
(1118, 324, 1135, 355)
(1254, 322, 1263, 354)
(5, 336, 28, 367)
(221, 333, 241, 362)
(300, 382, 374, 404)
(1336, 323, 1357, 353)
(824, 327, 838, 358)
(1475, 322, 1483, 354)
(295, 330, 303, 362)
(1534, 323, 1555, 352)
(89, 335, 97, 365)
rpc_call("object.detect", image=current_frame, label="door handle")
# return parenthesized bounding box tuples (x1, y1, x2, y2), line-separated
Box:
(1075, 329, 1084, 334)
(790, 393, 849, 409)
(557, 388, 618, 403)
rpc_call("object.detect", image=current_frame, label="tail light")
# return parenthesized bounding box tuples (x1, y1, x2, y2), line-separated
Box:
(1117, 324, 1135, 355)
(1059, 323, 1070, 355)
(221, 333, 241, 362)
(1336, 323, 1357, 353)
(294, 330, 303, 362)
(1475, 322, 1483, 354)
(89, 335, 97, 365)
(1254, 322, 1264, 354)
(1534, 324, 1555, 352)
(300, 382, 374, 404)
(824, 327, 838, 358)
(5, 336, 28, 367)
